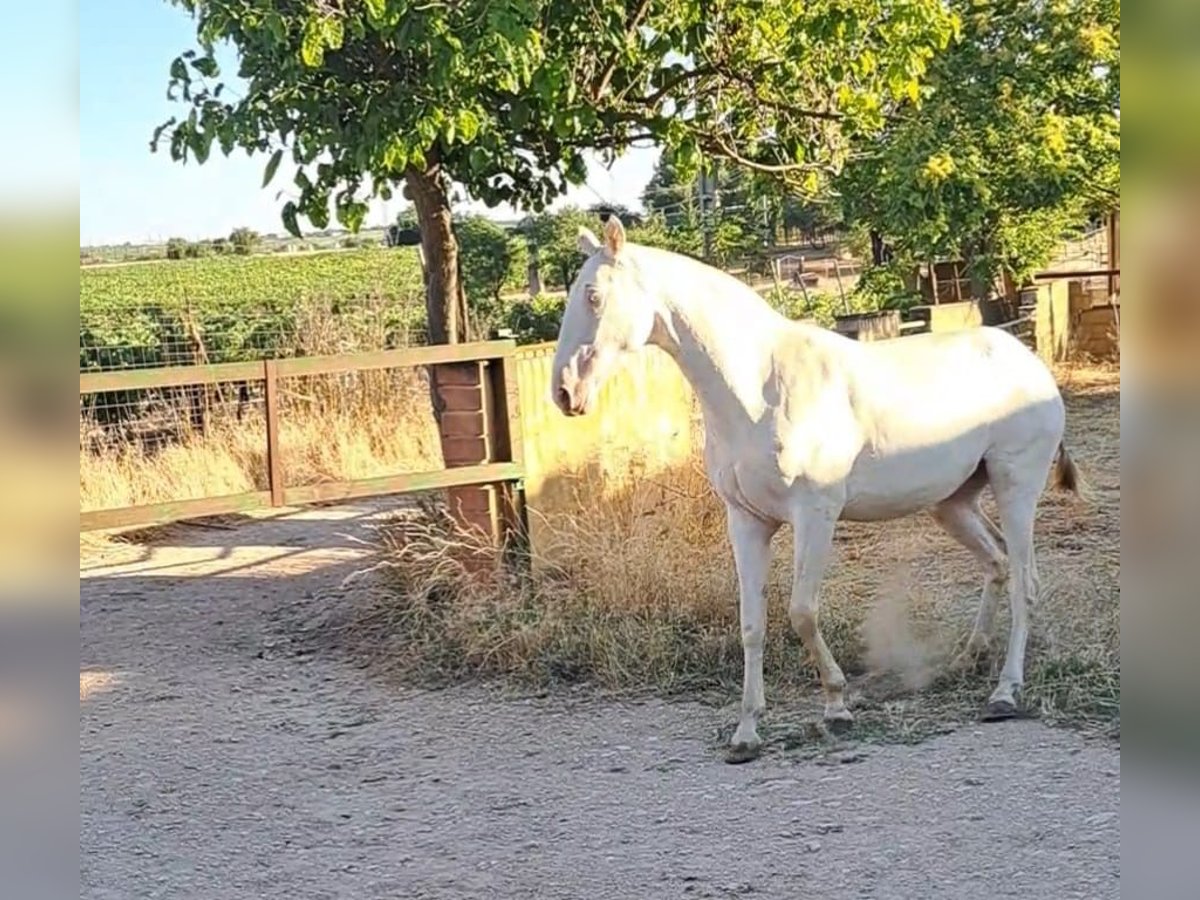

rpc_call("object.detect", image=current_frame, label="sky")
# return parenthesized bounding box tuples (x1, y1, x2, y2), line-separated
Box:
(79, 1, 661, 247)
(3, 3, 77, 213)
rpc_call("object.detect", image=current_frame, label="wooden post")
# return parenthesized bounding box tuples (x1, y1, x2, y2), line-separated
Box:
(832, 258, 850, 314)
(432, 361, 491, 538)
(484, 355, 529, 570)
(929, 260, 940, 304)
(263, 359, 285, 507)
(1106, 211, 1120, 299)
(796, 256, 812, 307)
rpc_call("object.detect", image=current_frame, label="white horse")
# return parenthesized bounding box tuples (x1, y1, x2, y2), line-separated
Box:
(550, 215, 1081, 762)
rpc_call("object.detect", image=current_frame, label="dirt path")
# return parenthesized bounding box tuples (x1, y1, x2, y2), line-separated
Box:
(80, 500, 1119, 900)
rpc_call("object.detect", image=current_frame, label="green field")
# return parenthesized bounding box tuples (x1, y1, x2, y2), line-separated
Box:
(80, 248, 428, 370)
(81, 247, 424, 309)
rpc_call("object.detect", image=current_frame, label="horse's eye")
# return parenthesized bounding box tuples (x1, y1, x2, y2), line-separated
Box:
(585, 286, 602, 310)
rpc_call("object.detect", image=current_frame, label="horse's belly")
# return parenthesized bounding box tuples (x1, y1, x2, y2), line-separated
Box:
(841, 443, 984, 521)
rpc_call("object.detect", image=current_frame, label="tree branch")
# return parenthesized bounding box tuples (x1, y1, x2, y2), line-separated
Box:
(710, 63, 845, 122)
(698, 131, 834, 176)
(591, 0, 654, 102)
(628, 63, 720, 110)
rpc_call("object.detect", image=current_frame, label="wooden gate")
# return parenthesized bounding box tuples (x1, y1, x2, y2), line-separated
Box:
(79, 340, 525, 550)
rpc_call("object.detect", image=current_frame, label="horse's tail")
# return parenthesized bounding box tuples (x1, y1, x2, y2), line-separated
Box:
(1053, 441, 1085, 497)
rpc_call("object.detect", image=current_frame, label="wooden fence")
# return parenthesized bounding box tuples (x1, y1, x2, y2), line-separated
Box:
(79, 340, 526, 547)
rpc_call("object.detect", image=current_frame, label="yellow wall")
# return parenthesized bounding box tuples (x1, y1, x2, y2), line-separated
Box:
(1035, 280, 1072, 363)
(514, 342, 700, 555)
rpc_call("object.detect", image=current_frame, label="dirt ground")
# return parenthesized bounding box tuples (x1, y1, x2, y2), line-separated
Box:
(80, 496, 1119, 900)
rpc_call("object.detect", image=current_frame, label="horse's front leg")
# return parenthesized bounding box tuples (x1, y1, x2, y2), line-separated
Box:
(789, 501, 852, 729)
(724, 504, 779, 763)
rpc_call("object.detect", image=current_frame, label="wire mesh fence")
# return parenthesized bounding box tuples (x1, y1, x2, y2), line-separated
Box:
(80, 285, 438, 515)
(79, 365, 444, 515)
(79, 292, 429, 373)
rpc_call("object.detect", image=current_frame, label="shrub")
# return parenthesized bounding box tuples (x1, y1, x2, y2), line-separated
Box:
(851, 264, 922, 313)
(503, 293, 566, 344)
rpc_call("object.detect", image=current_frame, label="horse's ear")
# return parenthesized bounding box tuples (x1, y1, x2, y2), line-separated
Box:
(603, 215, 626, 256)
(577, 227, 601, 255)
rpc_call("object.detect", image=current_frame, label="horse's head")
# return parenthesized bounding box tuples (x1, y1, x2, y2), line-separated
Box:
(550, 215, 655, 417)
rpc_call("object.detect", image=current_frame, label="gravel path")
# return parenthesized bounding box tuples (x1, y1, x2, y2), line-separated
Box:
(80, 500, 1120, 900)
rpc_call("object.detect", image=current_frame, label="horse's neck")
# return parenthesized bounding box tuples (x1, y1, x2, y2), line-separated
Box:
(642, 251, 784, 431)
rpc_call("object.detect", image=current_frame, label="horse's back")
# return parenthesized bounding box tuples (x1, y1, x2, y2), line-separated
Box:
(852, 326, 1061, 420)
(827, 326, 1064, 518)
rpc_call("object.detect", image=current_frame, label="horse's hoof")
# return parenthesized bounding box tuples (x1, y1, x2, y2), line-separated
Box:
(725, 742, 762, 764)
(981, 699, 1019, 721)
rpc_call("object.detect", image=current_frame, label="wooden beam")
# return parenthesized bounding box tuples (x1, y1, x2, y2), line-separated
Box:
(81, 491, 272, 532)
(79, 340, 518, 394)
(81, 360, 265, 394)
(274, 341, 516, 378)
(1031, 268, 1121, 281)
(281, 463, 522, 506)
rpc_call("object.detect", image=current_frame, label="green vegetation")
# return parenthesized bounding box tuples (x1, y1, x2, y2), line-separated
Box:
(155, 0, 957, 343)
(79, 248, 427, 370)
(836, 0, 1120, 292)
(81, 247, 423, 309)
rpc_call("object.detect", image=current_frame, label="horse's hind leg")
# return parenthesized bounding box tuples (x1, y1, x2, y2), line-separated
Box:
(983, 463, 1048, 719)
(931, 487, 1009, 668)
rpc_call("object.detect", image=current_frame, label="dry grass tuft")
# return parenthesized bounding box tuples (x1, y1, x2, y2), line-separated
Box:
(305, 364, 1121, 741)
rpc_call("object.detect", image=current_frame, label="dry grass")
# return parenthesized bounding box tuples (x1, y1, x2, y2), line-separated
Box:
(80, 369, 442, 513)
(310, 362, 1120, 742)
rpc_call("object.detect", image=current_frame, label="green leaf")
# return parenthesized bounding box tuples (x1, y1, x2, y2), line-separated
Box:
(262, 149, 283, 188)
(169, 57, 188, 82)
(150, 118, 176, 152)
(307, 197, 330, 230)
(281, 201, 301, 238)
(217, 120, 236, 156)
(301, 19, 325, 67)
(322, 16, 345, 50)
(457, 110, 480, 143)
(364, 0, 387, 24)
(265, 13, 286, 44)
(384, 139, 409, 173)
(337, 196, 368, 233)
(187, 128, 211, 164)
(192, 56, 219, 78)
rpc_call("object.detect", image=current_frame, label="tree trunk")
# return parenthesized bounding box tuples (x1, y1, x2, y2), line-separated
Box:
(962, 239, 993, 301)
(405, 162, 470, 345)
(870, 230, 888, 266)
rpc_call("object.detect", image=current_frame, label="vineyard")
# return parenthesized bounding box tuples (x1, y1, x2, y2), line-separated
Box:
(80, 248, 428, 371)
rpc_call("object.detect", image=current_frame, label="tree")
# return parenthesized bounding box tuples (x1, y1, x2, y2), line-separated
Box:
(154, 1, 957, 346)
(228, 227, 260, 255)
(521, 206, 601, 290)
(641, 156, 774, 264)
(164, 237, 189, 261)
(836, 0, 1120, 296)
(642, 157, 700, 231)
(454, 215, 526, 334)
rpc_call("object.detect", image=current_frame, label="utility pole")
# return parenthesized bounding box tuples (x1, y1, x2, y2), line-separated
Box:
(698, 160, 719, 262)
